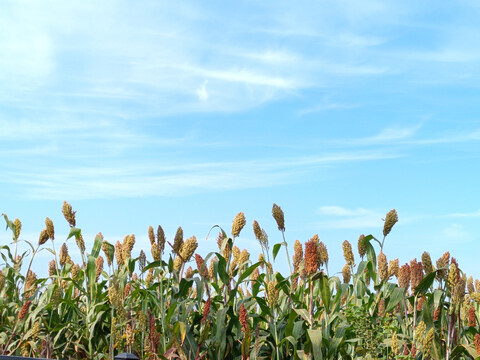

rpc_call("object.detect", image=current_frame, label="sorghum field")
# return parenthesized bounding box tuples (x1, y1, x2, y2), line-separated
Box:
(0, 202, 479, 359)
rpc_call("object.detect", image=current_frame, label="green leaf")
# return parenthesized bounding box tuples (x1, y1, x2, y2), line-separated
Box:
(294, 308, 311, 325)
(90, 232, 103, 257)
(319, 273, 331, 312)
(237, 261, 261, 285)
(414, 270, 436, 295)
(307, 329, 323, 360)
(273, 243, 282, 261)
(216, 253, 229, 285)
(385, 287, 404, 313)
(67, 227, 82, 240)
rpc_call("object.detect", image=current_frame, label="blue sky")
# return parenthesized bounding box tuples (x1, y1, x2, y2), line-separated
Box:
(1, 1, 480, 279)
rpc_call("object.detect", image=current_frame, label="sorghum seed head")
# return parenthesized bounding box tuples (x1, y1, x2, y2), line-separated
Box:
(139, 250, 146, 271)
(62, 201, 76, 227)
(318, 241, 329, 265)
(422, 328, 434, 358)
(357, 234, 366, 258)
(19, 300, 31, 320)
(71, 263, 80, 279)
(398, 263, 411, 291)
(101, 241, 112, 266)
(185, 266, 194, 279)
(157, 225, 166, 254)
(448, 262, 459, 291)
(124, 283, 131, 297)
(38, 229, 49, 246)
(59, 243, 70, 266)
(125, 323, 134, 346)
(239, 303, 248, 331)
(45, 217, 54, 240)
(195, 254, 208, 278)
(342, 240, 354, 266)
(467, 276, 475, 294)
(75, 233, 85, 253)
(388, 258, 399, 278)
(48, 260, 56, 276)
(415, 321, 426, 343)
(202, 297, 211, 324)
(468, 306, 476, 327)
(14, 218, 21, 240)
(232, 212, 246, 237)
(151, 243, 160, 262)
(239, 249, 250, 268)
(436, 251, 450, 281)
(148, 226, 155, 245)
(383, 209, 398, 237)
(173, 227, 184, 255)
(115, 241, 124, 266)
(410, 259, 424, 293)
(95, 256, 104, 280)
(378, 252, 388, 282)
(293, 240, 303, 273)
(304, 239, 319, 276)
(378, 299, 385, 317)
(422, 252, 435, 275)
(272, 203, 285, 231)
(180, 236, 198, 263)
(209, 258, 216, 279)
(266, 280, 279, 306)
(253, 220, 263, 240)
(342, 263, 351, 284)
(391, 332, 399, 355)
(173, 256, 183, 271)
(475, 333, 480, 356)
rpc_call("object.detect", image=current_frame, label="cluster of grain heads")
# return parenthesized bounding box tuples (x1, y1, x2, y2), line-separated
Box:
(4, 203, 480, 359)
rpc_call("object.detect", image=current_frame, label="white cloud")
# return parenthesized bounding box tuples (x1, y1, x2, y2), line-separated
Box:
(442, 223, 473, 244)
(196, 80, 209, 101)
(316, 206, 384, 230)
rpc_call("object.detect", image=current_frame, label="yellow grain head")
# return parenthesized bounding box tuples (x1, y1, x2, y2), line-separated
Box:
(38, 229, 49, 246)
(14, 218, 22, 240)
(293, 240, 303, 273)
(415, 321, 426, 343)
(185, 266, 194, 279)
(173, 227, 184, 255)
(180, 236, 198, 263)
(115, 241, 124, 266)
(148, 225, 155, 245)
(272, 203, 285, 231)
(232, 211, 246, 237)
(151, 243, 160, 262)
(357, 234, 366, 258)
(317, 241, 329, 268)
(173, 256, 183, 272)
(342, 240, 355, 266)
(102, 240, 113, 266)
(436, 251, 450, 281)
(45, 217, 54, 240)
(75, 233, 86, 253)
(250, 267, 259, 282)
(95, 256, 104, 281)
(125, 323, 134, 346)
(391, 332, 399, 356)
(467, 276, 475, 294)
(266, 279, 279, 307)
(145, 268, 154, 286)
(447, 262, 459, 291)
(388, 258, 399, 278)
(383, 209, 398, 237)
(0, 271, 5, 293)
(342, 263, 351, 284)
(232, 246, 241, 269)
(377, 252, 388, 282)
(422, 328, 434, 358)
(422, 251, 435, 275)
(208, 258, 216, 279)
(62, 201, 76, 227)
(59, 243, 70, 267)
(253, 220, 263, 240)
(71, 263, 80, 280)
(157, 225, 166, 254)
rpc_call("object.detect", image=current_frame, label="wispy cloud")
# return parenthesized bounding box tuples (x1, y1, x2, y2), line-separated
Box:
(316, 206, 385, 230)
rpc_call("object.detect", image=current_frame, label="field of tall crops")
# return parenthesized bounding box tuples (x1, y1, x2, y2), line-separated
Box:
(1, 202, 479, 359)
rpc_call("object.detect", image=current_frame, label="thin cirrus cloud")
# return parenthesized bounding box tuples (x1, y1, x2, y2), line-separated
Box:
(1, 150, 400, 200)
(315, 206, 385, 230)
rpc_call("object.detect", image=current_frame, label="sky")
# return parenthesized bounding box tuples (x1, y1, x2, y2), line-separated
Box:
(1, 1, 480, 280)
